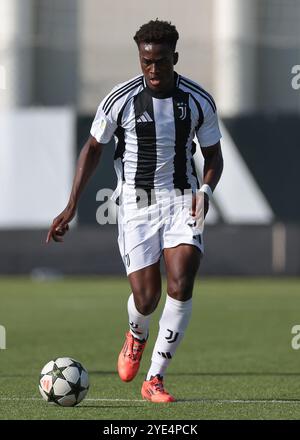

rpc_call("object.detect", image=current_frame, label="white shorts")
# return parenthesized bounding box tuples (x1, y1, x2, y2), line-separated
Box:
(117, 190, 204, 275)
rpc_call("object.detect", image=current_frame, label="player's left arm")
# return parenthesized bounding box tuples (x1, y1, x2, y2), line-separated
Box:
(201, 141, 223, 216)
(192, 141, 223, 219)
(201, 141, 223, 191)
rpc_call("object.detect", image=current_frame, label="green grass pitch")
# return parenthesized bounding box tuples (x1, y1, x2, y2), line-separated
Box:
(0, 276, 300, 420)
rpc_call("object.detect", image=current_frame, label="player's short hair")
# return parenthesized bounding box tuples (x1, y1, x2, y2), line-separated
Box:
(134, 19, 179, 51)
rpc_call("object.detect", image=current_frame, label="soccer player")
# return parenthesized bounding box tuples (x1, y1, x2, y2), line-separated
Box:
(47, 20, 223, 403)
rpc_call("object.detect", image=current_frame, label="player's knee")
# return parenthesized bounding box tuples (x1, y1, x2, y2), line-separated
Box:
(167, 277, 194, 301)
(133, 290, 161, 315)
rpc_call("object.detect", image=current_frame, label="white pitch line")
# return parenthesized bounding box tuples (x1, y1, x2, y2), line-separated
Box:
(0, 397, 300, 404)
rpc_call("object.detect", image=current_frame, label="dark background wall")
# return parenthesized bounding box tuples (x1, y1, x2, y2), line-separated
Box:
(223, 115, 300, 222)
(0, 224, 298, 276)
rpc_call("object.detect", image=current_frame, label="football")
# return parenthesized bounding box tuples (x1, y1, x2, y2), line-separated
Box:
(39, 357, 89, 407)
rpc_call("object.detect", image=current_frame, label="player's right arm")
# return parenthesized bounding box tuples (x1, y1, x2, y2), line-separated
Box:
(46, 77, 140, 243)
(46, 135, 104, 243)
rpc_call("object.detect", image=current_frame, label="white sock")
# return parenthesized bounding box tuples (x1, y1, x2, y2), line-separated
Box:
(127, 293, 152, 341)
(146, 295, 192, 380)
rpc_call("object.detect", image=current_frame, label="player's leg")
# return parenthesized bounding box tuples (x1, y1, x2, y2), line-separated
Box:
(118, 262, 162, 382)
(164, 244, 201, 300)
(126, 261, 162, 344)
(128, 261, 162, 317)
(117, 202, 163, 382)
(142, 244, 201, 402)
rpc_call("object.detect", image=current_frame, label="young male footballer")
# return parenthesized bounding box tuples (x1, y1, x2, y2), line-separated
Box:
(47, 20, 223, 403)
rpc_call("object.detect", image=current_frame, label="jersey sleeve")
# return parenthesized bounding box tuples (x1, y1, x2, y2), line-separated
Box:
(196, 101, 222, 148)
(90, 90, 119, 144)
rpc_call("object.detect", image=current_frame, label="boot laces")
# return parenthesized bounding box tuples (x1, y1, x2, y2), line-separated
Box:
(152, 376, 164, 392)
(127, 335, 144, 361)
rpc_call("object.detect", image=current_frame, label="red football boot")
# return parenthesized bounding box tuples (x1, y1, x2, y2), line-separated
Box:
(141, 375, 176, 403)
(118, 331, 147, 382)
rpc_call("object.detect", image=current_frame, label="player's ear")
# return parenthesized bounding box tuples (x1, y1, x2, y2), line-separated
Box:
(173, 52, 179, 65)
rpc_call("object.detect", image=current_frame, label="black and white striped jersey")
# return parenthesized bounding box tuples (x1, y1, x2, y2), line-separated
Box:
(90, 72, 221, 198)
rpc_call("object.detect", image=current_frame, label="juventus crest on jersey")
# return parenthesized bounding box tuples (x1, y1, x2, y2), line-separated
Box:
(91, 72, 222, 199)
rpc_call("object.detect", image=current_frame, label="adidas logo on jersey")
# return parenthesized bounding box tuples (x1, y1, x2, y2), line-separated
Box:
(136, 111, 153, 123)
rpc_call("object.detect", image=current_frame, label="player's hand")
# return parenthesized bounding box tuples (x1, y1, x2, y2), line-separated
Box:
(190, 191, 209, 234)
(203, 192, 209, 218)
(191, 191, 209, 218)
(46, 204, 76, 244)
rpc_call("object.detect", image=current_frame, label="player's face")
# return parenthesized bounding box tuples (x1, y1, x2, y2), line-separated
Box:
(138, 42, 178, 93)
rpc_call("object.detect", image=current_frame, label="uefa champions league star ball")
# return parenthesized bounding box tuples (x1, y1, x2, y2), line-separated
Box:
(39, 357, 89, 407)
